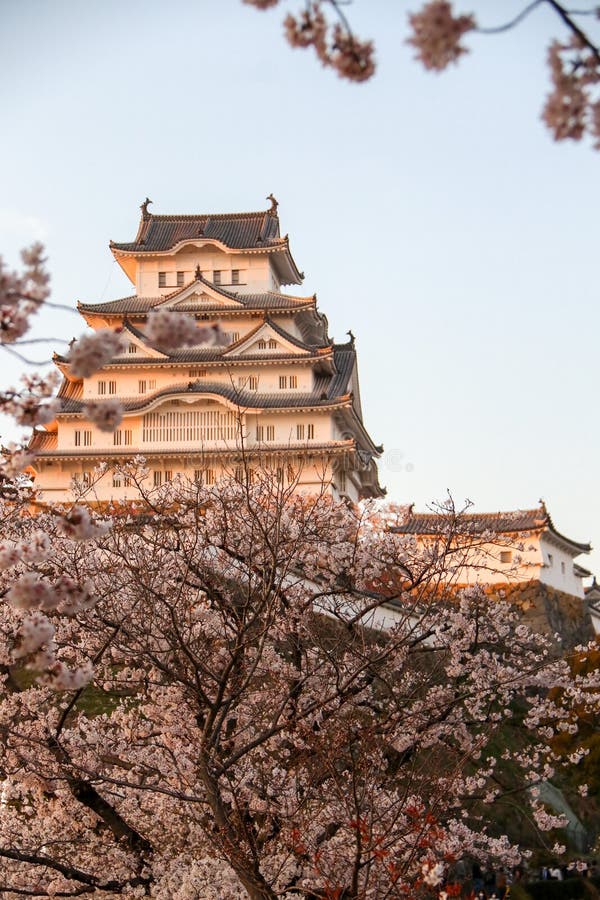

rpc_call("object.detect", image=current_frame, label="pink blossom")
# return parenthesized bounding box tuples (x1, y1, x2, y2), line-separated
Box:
(81, 399, 124, 432)
(6, 573, 57, 610)
(407, 1, 475, 71)
(146, 309, 228, 352)
(68, 329, 126, 377)
(12, 612, 55, 659)
(57, 505, 111, 541)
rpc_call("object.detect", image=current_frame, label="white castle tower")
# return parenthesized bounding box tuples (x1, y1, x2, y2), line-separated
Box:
(30, 198, 383, 502)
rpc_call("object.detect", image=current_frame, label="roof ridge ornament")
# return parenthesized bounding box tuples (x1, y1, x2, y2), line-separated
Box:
(140, 197, 153, 220)
(266, 193, 278, 215)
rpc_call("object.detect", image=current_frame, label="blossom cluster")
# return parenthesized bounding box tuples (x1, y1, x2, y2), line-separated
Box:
(145, 309, 230, 352)
(0, 243, 50, 343)
(245, 0, 375, 82)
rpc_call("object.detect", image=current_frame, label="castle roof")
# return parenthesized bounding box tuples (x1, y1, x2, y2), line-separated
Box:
(109, 202, 304, 285)
(111, 209, 282, 253)
(78, 288, 314, 316)
(393, 506, 591, 554)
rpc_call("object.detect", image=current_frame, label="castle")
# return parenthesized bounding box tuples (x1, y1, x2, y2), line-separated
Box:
(29, 198, 383, 503)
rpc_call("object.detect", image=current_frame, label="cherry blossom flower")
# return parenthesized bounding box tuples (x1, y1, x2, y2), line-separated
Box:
(81, 398, 124, 432)
(67, 328, 127, 377)
(57, 505, 111, 541)
(145, 309, 228, 352)
(407, 1, 475, 71)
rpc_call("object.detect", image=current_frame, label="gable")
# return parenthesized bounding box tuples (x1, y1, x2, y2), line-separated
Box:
(223, 321, 310, 358)
(159, 282, 243, 311)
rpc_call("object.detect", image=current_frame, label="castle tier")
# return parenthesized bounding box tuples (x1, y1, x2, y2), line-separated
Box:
(30, 200, 384, 502)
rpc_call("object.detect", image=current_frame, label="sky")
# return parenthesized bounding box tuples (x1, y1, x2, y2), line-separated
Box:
(1, 0, 599, 574)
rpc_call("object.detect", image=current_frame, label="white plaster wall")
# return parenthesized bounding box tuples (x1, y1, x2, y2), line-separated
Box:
(136, 250, 275, 296)
(539, 535, 585, 598)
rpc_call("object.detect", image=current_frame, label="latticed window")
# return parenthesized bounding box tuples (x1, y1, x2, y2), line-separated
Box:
(258, 340, 267, 350)
(142, 409, 238, 444)
(83, 431, 92, 446)
(114, 430, 122, 446)
(112, 474, 122, 488)
(158, 272, 166, 287)
(128, 344, 137, 354)
(248, 376, 258, 391)
(177, 271, 184, 286)
(97, 381, 106, 395)
(108, 380, 117, 395)
(231, 269, 240, 285)
(296, 424, 304, 440)
(279, 376, 287, 389)
(256, 425, 264, 442)
(153, 471, 162, 487)
(266, 425, 275, 441)
(213, 270, 221, 284)
(124, 430, 132, 445)
(268, 339, 277, 349)
(164, 470, 173, 482)
(290, 375, 298, 388)
(307, 424, 314, 440)
(139, 380, 147, 394)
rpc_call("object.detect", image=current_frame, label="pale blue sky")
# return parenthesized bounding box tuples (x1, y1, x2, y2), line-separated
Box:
(1, 1, 599, 573)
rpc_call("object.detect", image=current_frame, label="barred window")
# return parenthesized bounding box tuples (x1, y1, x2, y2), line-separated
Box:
(279, 376, 287, 389)
(124, 429, 132, 446)
(128, 343, 137, 354)
(231, 269, 240, 285)
(153, 471, 162, 487)
(158, 272, 166, 288)
(307, 424, 314, 440)
(108, 380, 117, 395)
(177, 271, 184, 286)
(213, 270, 221, 284)
(268, 339, 277, 349)
(266, 425, 275, 441)
(256, 425, 264, 442)
(296, 424, 304, 440)
(112, 474, 122, 488)
(83, 431, 92, 446)
(142, 408, 238, 443)
(97, 380, 106, 395)
(290, 375, 298, 388)
(139, 380, 147, 394)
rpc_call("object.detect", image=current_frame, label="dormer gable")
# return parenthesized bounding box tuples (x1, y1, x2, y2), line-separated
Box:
(114, 322, 169, 360)
(223, 319, 314, 359)
(156, 278, 244, 311)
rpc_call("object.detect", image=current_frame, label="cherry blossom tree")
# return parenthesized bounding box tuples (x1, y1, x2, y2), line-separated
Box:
(243, 0, 600, 148)
(0, 468, 598, 898)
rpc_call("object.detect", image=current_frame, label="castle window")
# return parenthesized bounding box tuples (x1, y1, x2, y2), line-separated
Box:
(307, 424, 314, 440)
(164, 470, 173, 482)
(128, 343, 137, 354)
(229, 331, 240, 343)
(276, 468, 284, 483)
(74, 430, 81, 447)
(139, 380, 147, 394)
(97, 380, 106, 395)
(148, 379, 156, 390)
(205, 469, 215, 485)
(83, 431, 92, 446)
(124, 475, 131, 487)
(500, 550, 512, 564)
(266, 425, 275, 441)
(213, 270, 221, 285)
(258, 340, 267, 350)
(339, 470, 347, 493)
(256, 425, 264, 442)
(82, 471, 91, 486)
(290, 375, 298, 388)
(231, 269, 240, 285)
(153, 471, 162, 487)
(189, 368, 207, 377)
(248, 376, 258, 391)
(279, 376, 288, 389)
(296, 424, 305, 440)
(124, 429, 132, 445)
(112, 474, 121, 488)
(114, 430, 122, 446)
(177, 271, 184, 286)
(561, 561, 566, 574)
(108, 380, 117, 395)
(547, 553, 554, 567)
(158, 272, 166, 288)
(268, 339, 277, 349)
